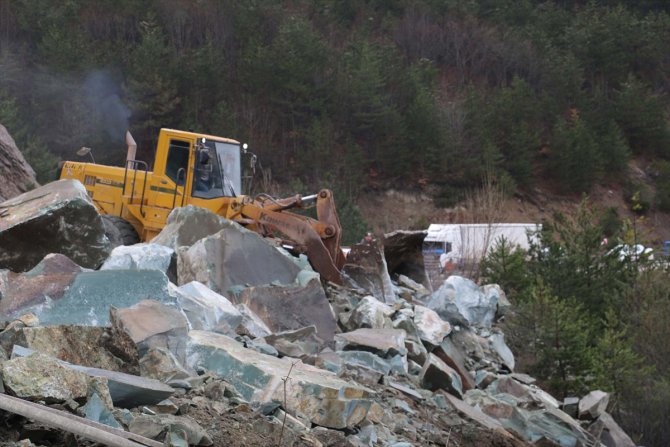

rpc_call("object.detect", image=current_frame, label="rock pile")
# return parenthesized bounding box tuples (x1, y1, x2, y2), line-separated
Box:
(0, 184, 638, 447)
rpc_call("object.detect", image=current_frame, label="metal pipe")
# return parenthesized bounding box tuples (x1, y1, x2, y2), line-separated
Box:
(126, 131, 137, 162)
(0, 394, 150, 447)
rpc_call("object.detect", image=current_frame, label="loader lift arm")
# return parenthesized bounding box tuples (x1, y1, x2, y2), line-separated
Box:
(236, 189, 345, 285)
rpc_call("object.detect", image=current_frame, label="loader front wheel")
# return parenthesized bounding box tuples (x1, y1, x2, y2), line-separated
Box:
(102, 215, 140, 248)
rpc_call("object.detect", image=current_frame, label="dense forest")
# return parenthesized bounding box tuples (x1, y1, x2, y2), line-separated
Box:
(1, 1, 670, 445)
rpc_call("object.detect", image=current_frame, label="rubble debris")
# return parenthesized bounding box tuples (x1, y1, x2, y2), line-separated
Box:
(128, 414, 213, 446)
(110, 300, 189, 360)
(0, 180, 110, 272)
(335, 328, 407, 358)
(176, 224, 301, 293)
(233, 280, 336, 342)
(184, 330, 372, 429)
(343, 295, 395, 330)
(235, 303, 273, 338)
(262, 325, 322, 358)
(0, 393, 162, 447)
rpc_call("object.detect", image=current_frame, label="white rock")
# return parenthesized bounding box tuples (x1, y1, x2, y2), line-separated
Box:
(413, 305, 451, 346)
(101, 243, 174, 273)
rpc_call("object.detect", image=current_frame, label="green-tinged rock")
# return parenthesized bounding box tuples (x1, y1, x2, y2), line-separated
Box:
(129, 414, 213, 446)
(185, 330, 373, 429)
(0, 180, 111, 272)
(419, 353, 463, 398)
(2, 352, 89, 402)
(0, 269, 175, 325)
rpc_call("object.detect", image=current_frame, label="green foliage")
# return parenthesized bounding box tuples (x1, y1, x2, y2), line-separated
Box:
(21, 136, 59, 184)
(551, 115, 601, 194)
(512, 284, 595, 398)
(480, 236, 531, 298)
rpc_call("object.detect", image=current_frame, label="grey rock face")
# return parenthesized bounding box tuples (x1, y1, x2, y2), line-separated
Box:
(185, 330, 372, 429)
(0, 269, 176, 325)
(0, 180, 110, 272)
(335, 328, 407, 357)
(345, 295, 394, 330)
(579, 390, 610, 420)
(151, 205, 228, 250)
(176, 281, 242, 335)
(233, 280, 336, 343)
(419, 353, 463, 397)
(413, 305, 452, 347)
(129, 414, 213, 446)
(0, 124, 37, 201)
(176, 223, 301, 294)
(426, 276, 499, 327)
(2, 352, 89, 402)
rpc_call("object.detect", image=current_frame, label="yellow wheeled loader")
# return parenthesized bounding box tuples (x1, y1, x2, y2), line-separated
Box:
(59, 129, 345, 284)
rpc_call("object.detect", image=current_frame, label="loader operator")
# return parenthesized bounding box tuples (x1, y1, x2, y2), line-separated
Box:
(195, 149, 213, 193)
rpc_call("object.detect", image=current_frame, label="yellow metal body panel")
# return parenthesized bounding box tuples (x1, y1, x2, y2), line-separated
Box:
(59, 128, 244, 241)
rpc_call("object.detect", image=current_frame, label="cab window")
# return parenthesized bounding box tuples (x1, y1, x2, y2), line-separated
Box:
(165, 140, 190, 184)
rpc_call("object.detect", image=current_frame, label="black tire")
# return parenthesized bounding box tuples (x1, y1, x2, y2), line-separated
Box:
(102, 215, 140, 248)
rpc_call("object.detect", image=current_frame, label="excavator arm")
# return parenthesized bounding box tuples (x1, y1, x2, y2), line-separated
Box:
(236, 189, 345, 284)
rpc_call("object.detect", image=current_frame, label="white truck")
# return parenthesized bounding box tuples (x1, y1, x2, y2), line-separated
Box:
(422, 223, 540, 288)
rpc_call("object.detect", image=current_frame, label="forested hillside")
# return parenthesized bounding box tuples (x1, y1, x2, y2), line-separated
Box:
(1, 1, 669, 204)
(1, 1, 670, 445)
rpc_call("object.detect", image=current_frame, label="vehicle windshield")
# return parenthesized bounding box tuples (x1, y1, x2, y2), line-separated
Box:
(192, 140, 241, 199)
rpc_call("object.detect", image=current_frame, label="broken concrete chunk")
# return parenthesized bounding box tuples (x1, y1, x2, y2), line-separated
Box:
(176, 224, 301, 293)
(579, 390, 610, 420)
(345, 296, 395, 330)
(413, 305, 452, 347)
(233, 280, 336, 342)
(0, 179, 110, 272)
(175, 281, 243, 335)
(100, 243, 175, 276)
(185, 330, 372, 429)
(335, 328, 407, 357)
(2, 352, 89, 402)
(419, 353, 463, 398)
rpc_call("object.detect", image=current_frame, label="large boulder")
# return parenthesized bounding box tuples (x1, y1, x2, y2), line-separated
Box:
(579, 390, 610, 420)
(419, 353, 463, 397)
(176, 223, 301, 294)
(413, 305, 452, 347)
(233, 280, 336, 343)
(425, 276, 499, 327)
(2, 352, 89, 402)
(0, 179, 111, 271)
(0, 124, 37, 201)
(0, 269, 176, 325)
(100, 243, 175, 276)
(151, 205, 228, 250)
(588, 412, 636, 447)
(344, 295, 394, 331)
(184, 330, 372, 429)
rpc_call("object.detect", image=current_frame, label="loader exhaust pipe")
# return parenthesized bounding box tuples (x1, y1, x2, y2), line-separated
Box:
(125, 131, 137, 162)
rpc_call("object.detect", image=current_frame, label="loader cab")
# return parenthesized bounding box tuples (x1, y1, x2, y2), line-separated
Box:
(154, 129, 242, 208)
